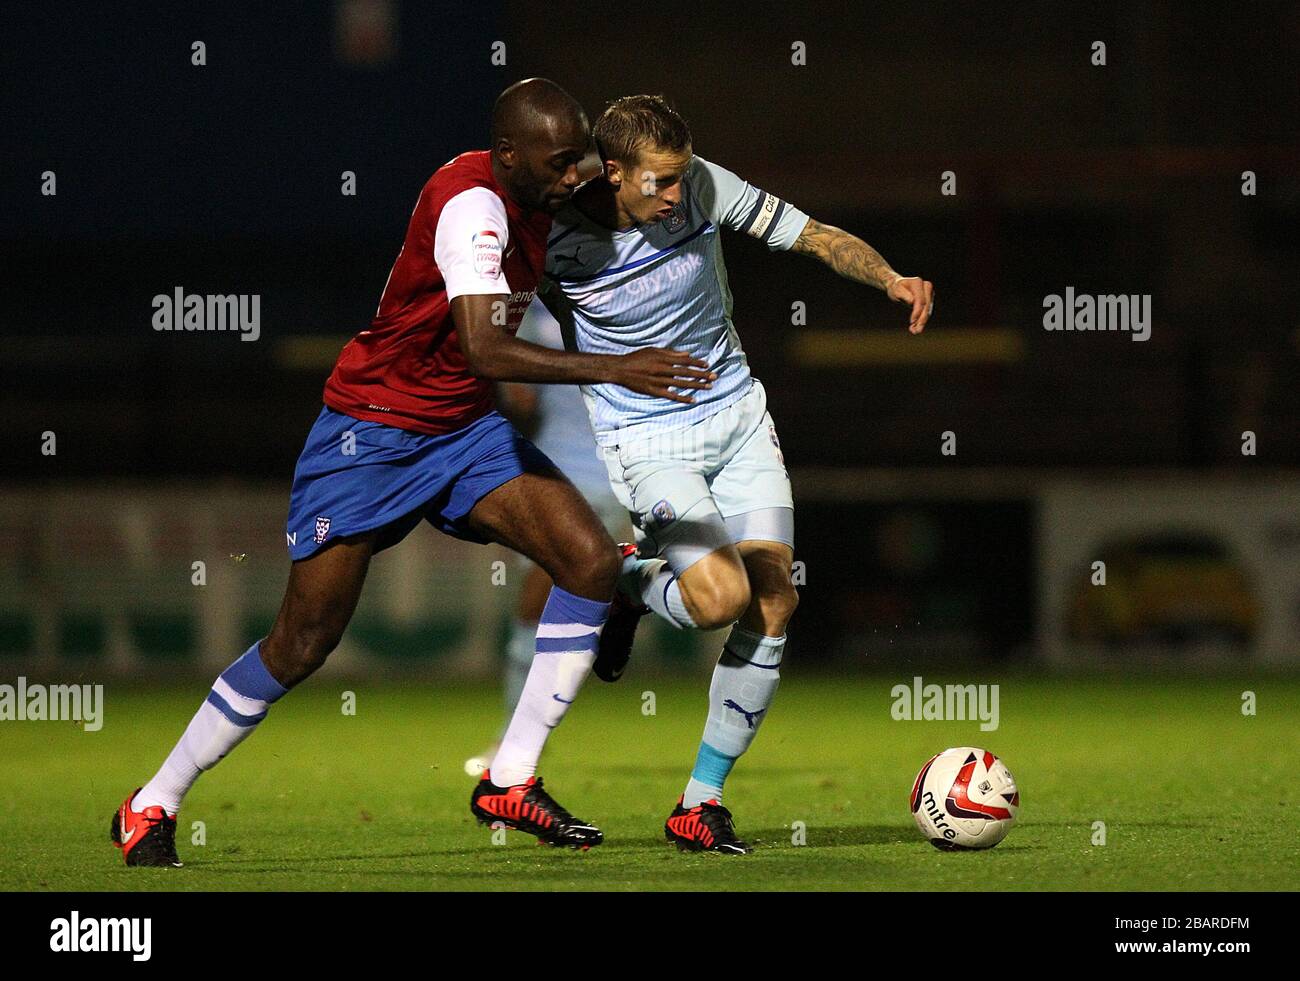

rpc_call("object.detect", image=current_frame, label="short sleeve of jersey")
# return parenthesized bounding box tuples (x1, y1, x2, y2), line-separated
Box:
(689, 156, 809, 251)
(434, 186, 513, 300)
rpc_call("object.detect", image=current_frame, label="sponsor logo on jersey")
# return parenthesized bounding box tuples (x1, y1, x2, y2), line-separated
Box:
(472, 230, 503, 278)
(650, 499, 676, 526)
(314, 516, 332, 544)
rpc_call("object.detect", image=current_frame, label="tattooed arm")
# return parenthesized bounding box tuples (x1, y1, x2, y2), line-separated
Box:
(790, 217, 935, 333)
(791, 217, 899, 289)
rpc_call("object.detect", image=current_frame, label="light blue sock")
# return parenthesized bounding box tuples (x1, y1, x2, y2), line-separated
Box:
(623, 555, 696, 629)
(682, 627, 784, 807)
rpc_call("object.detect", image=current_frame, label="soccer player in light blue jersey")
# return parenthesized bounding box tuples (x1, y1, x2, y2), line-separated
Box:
(540, 95, 935, 853)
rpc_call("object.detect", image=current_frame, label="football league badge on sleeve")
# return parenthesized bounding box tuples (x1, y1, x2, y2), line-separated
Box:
(472, 230, 503, 277)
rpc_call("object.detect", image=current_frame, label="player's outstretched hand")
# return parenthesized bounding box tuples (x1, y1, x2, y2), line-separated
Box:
(887, 275, 935, 334)
(610, 348, 717, 404)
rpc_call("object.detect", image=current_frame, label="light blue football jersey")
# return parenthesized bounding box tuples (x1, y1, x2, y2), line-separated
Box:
(513, 300, 610, 493)
(541, 156, 809, 446)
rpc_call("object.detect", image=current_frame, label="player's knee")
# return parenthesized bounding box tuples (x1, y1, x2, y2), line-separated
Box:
(689, 575, 752, 630)
(264, 618, 344, 687)
(567, 533, 620, 597)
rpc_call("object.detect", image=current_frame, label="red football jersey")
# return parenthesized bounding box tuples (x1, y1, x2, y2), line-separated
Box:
(323, 151, 552, 434)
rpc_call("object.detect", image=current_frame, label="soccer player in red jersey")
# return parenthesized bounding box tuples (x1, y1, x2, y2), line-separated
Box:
(111, 79, 716, 866)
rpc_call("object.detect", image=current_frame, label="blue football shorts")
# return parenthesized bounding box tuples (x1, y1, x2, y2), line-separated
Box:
(284, 405, 555, 561)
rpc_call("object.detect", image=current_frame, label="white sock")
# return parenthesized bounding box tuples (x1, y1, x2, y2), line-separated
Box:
(134, 641, 287, 815)
(490, 587, 608, 787)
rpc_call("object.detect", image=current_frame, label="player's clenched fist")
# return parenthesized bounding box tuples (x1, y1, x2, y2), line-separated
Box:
(887, 275, 935, 334)
(607, 347, 717, 404)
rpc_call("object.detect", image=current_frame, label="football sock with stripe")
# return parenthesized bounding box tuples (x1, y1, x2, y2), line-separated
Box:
(133, 641, 287, 815)
(682, 627, 784, 808)
(624, 555, 697, 629)
(490, 586, 609, 788)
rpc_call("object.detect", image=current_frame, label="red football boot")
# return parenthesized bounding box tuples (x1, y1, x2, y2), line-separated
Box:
(664, 796, 753, 854)
(110, 788, 182, 867)
(469, 772, 603, 849)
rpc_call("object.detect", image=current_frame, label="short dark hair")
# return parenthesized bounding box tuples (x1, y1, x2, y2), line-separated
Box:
(593, 94, 691, 165)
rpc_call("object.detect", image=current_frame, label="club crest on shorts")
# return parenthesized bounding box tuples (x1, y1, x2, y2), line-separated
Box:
(768, 423, 785, 465)
(313, 515, 332, 544)
(662, 201, 687, 233)
(650, 499, 677, 527)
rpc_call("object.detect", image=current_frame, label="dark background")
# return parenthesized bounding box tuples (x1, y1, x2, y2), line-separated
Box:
(2, 2, 1297, 668)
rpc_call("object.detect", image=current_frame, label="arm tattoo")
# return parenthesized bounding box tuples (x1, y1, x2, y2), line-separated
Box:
(791, 217, 898, 291)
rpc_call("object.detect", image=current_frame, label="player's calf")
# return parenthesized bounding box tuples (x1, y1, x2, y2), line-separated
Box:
(739, 574, 799, 636)
(737, 540, 799, 635)
(259, 540, 372, 687)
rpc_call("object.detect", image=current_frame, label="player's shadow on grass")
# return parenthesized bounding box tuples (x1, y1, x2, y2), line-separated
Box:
(1029, 820, 1211, 829)
(745, 825, 906, 848)
(193, 849, 438, 869)
(189, 824, 929, 867)
(594, 765, 829, 777)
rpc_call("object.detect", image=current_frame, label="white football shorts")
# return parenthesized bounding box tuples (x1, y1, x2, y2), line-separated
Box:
(600, 379, 794, 573)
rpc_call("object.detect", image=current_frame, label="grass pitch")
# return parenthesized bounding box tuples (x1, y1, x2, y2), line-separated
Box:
(2, 673, 1297, 891)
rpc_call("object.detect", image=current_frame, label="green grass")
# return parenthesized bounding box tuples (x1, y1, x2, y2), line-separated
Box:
(2, 674, 1297, 891)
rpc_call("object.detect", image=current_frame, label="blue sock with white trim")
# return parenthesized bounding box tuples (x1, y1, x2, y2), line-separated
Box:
(490, 586, 610, 787)
(134, 641, 287, 815)
(682, 627, 784, 808)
